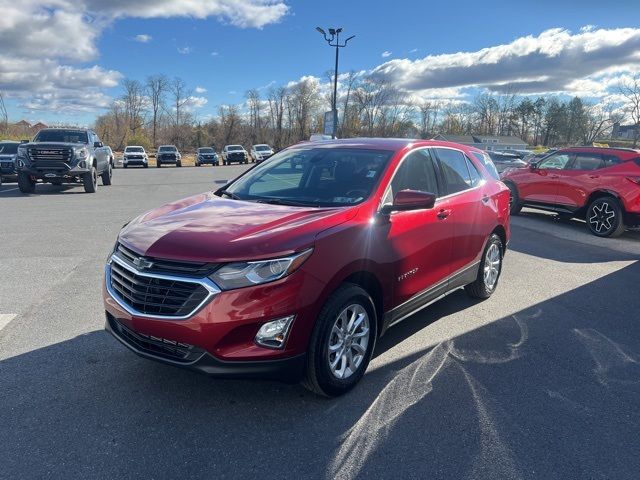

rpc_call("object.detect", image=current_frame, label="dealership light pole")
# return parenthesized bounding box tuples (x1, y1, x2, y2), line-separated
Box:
(316, 27, 355, 138)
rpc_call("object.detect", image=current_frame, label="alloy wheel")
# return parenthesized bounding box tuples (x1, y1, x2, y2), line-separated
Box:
(483, 242, 501, 290)
(327, 304, 370, 380)
(588, 202, 616, 234)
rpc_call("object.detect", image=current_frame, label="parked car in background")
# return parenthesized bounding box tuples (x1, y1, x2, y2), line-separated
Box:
(487, 151, 528, 174)
(195, 147, 219, 166)
(156, 145, 181, 168)
(123, 146, 148, 168)
(221, 145, 248, 165)
(250, 144, 274, 163)
(15, 128, 112, 194)
(496, 148, 532, 159)
(502, 146, 640, 237)
(0, 140, 20, 182)
(103, 138, 510, 396)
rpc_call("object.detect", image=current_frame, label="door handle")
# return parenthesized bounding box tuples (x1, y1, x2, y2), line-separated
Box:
(589, 174, 599, 179)
(482, 195, 490, 204)
(549, 174, 559, 179)
(437, 209, 451, 220)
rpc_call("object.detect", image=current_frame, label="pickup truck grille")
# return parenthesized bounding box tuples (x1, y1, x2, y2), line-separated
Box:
(109, 260, 210, 317)
(107, 314, 204, 363)
(28, 147, 73, 171)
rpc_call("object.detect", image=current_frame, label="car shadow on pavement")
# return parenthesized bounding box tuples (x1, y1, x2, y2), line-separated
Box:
(2, 258, 639, 479)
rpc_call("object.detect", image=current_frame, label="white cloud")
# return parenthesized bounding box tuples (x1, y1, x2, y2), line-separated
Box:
(194, 86, 207, 94)
(409, 48, 419, 53)
(211, 51, 220, 56)
(370, 27, 640, 96)
(177, 46, 192, 54)
(381, 51, 392, 58)
(0, 0, 288, 115)
(186, 95, 208, 110)
(228, 90, 237, 95)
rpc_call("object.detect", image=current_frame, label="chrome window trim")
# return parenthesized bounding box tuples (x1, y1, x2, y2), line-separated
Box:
(105, 253, 221, 321)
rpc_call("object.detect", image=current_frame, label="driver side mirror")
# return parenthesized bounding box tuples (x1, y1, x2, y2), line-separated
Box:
(529, 161, 539, 171)
(380, 190, 436, 215)
(94, 141, 103, 148)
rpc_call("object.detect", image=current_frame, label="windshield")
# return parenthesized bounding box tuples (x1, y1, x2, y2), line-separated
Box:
(34, 130, 88, 144)
(228, 145, 243, 151)
(126, 147, 144, 152)
(255, 145, 271, 151)
(159, 146, 176, 152)
(223, 147, 393, 207)
(199, 148, 214, 153)
(0, 143, 19, 154)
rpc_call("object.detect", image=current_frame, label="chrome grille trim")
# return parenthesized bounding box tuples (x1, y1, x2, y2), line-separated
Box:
(105, 254, 221, 320)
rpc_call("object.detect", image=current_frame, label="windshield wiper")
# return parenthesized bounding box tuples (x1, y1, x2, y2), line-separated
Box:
(254, 197, 320, 207)
(218, 189, 242, 200)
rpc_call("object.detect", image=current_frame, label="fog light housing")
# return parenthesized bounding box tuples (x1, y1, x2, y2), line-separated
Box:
(79, 160, 87, 168)
(255, 316, 294, 349)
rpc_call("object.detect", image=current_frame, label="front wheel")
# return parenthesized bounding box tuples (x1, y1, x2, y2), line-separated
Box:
(303, 283, 377, 397)
(465, 233, 503, 299)
(505, 182, 522, 215)
(18, 172, 36, 194)
(83, 166, 97, 193)
(586, 197, 626, 237)
(156, 162, 161, 168)
(177, 161, 182, 167)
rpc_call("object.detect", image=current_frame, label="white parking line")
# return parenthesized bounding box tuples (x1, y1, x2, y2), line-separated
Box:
(0, 187, 17, 193)
(0, 314, 17, 331)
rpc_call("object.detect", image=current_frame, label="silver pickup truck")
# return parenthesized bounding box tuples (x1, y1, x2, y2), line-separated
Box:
(16, 128, 113, 194)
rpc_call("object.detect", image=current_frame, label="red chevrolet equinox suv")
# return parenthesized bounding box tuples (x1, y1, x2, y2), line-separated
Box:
(103, 139, 510, 396)
(501, 147, 640, 237)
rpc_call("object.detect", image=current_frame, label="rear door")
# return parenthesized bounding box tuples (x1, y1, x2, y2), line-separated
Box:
(434, 147, 494, 275)
(554, 153, 620, 209)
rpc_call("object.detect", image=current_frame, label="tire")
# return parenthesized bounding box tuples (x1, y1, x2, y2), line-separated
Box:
(156, 162, 161, 168)
(177, 161, 182, 168)
(124, 164, 128, 169)
(505, 182, 522, 215)
(17, 172, 36, 194)
(144, 164, 148, 168)
(586, 197, 626, 238)
(465, 233, 503, 299)
(101, 162, 112, 186)
(302, 283, 377, 397)
(83, 166, 97, 193)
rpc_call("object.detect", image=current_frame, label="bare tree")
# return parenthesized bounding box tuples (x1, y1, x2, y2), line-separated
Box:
(267, 86, 287, 149)
(619, 74, 640, 147)
(121, 79, 146, 137)
(245, 88, 262, 145)
(166, 77, 193, 146)
(146, 74, 168, 147)
(0, 91, 8, 134)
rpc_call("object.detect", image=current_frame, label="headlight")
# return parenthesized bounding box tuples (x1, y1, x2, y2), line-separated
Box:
(210, 249, 313, 290)
(75, 148, 89, 159)
(17, 146, 27, 158)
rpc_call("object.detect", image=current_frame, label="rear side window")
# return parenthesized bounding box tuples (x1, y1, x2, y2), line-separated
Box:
(435, 148, 473, 194)
(602, 155, 621, 167)
(465, 156, 483, 187)
(568, 153, 603, 171)
(470, 151, 499, 180)
(386, 149, 439, 204)
(539, 152, 572, 170)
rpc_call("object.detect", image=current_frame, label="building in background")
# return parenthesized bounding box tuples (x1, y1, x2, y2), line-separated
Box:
(611, 122, 639, 140)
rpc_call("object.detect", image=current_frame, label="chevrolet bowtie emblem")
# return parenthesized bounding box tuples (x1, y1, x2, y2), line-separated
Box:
(132, 257, 154, 270)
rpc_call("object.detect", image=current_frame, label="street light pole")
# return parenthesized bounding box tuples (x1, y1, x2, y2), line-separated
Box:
(316, 27, 355, 138)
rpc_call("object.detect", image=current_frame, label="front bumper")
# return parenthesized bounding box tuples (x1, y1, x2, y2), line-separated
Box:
(124, 157, 147, 165)
(0, 161, 16, 176)
(157, 156, 179, 164)
(105, 312, 306, 381)
(103, 261, 324, 381)
(198, 156, 218, 164)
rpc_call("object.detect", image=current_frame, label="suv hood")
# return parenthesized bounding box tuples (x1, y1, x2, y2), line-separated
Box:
(118, 192, 357, 263)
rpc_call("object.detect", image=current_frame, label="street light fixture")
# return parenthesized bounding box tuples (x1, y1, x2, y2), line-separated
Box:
(316, 26, 355, 138)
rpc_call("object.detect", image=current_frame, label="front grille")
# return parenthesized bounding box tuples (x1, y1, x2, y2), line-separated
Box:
(116, 243, 217, 277)
(28, 147, 73, 171)
(109, 261, 210, 317)
(127, 155, 143, 159)
(108, 314, 204, 363)
(159, 154, 176, 160)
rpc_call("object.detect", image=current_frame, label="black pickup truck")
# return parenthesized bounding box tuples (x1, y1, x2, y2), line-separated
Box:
(15, 128, 113, 194)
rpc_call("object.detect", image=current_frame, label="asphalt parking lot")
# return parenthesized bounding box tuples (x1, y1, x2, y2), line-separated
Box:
(1, 166, 639, 479)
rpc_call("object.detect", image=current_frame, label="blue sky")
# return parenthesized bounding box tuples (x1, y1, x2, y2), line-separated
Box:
(2, 0, 640, 125)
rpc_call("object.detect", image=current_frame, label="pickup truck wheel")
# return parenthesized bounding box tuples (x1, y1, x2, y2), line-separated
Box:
(101, 162, 112, 186)
(586, 197, 626, 238)
(156, 162, 161, 168)
(143, 164, 148, 168)
(465, 233, 503, 299)
(303, 283, 377, 397)
(18, 172, 36, 194)
(123, 164, 128, 168)
(83, 166, 97, 193)
(177, 161, 182, 167)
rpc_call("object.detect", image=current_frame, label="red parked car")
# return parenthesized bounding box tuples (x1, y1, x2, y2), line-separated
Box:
(103, 139, 510, 396)
(501, 147, 640, 237)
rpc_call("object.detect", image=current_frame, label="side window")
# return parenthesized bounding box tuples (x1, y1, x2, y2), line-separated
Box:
(568, 153, 603, 171)
(538, 152, 572, 170)
(247, 156, 304, 195)
(470, 151, 499, 180)
(385, 150, 439, 205)
(602, 155, 621, 168)
(435, 148, 472, 194)
(465, 156, 483, 187)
